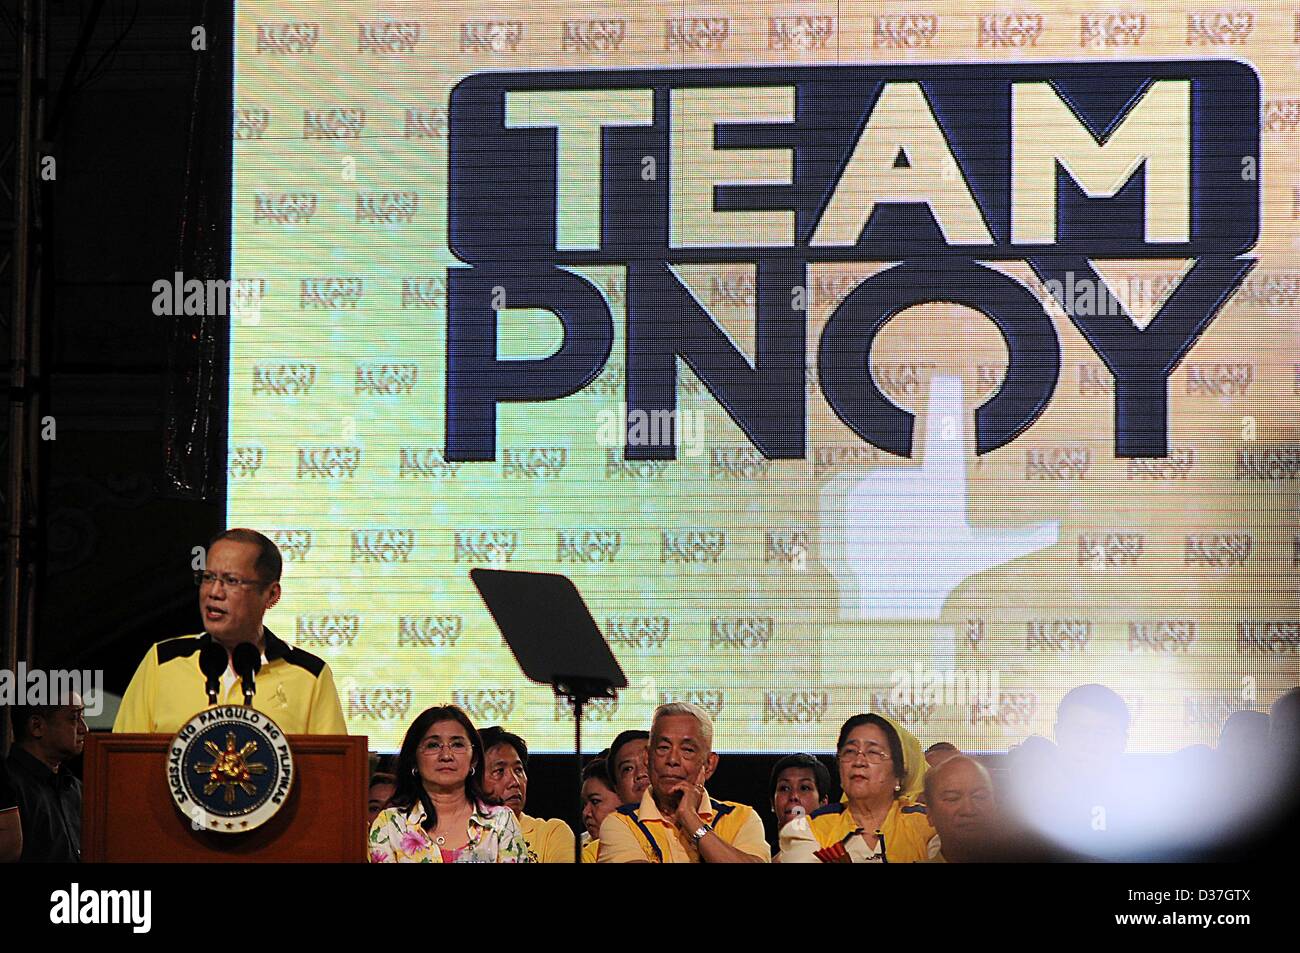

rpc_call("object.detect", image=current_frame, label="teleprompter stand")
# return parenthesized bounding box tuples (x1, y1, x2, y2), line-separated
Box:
(470, 568, 627, 863)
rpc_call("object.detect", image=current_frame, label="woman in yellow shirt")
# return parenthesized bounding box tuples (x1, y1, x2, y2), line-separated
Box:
(578, 754, 620, 863)
(779, 712, 937, 863)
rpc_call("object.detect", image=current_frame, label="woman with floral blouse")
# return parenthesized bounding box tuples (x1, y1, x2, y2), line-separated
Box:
(369, 704, 530, 863)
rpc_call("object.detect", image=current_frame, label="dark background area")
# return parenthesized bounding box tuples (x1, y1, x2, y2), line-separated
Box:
(2, 0, 223, 693)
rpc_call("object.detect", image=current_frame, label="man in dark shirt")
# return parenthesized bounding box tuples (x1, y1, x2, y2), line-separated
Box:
(6, 693, 85, 862)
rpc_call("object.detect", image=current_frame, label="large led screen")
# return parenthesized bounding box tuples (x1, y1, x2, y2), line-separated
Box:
(230, 1, 1299, 751)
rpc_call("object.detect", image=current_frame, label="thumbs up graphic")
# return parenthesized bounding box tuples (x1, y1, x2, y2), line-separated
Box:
(820, 375, 1058, 622)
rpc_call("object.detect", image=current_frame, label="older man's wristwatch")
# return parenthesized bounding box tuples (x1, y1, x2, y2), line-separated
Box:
(690, 823, 713, 844)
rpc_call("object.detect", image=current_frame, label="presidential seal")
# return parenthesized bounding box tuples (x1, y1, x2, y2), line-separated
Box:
(168, 705, 294, 832)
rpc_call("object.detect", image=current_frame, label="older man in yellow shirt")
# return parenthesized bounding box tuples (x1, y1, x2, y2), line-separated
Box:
(597, 703, 769, 863)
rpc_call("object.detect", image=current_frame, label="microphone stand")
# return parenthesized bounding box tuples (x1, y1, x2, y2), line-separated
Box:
(232, 644, 260, 709)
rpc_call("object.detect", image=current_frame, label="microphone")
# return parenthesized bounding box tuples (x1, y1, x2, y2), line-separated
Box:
(199, 643, 227, 705)
(232, 643, 262, 707)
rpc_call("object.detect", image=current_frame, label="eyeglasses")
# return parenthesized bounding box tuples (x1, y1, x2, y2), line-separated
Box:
(420, 739, 471, 755)
(195, 570, 270, 590)
(837, 747, 891, 764)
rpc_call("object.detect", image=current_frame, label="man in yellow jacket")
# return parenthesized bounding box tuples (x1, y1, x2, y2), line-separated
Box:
(113, 529, 347, 736)
(597, 702, 770, 863)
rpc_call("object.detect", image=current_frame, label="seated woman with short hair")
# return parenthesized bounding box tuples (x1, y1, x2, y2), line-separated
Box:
(579, 754, 620, 863)
(769, 753, 831, 860)
(779, 713, 937, 863)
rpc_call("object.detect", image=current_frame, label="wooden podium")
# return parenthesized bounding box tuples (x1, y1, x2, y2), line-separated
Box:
(83, 733, 368, 862)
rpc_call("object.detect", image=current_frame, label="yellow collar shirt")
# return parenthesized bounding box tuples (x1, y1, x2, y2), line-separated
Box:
(596, 788, 771, 863)
(518, 812, 576, 863)
(112, 630, 347, 736)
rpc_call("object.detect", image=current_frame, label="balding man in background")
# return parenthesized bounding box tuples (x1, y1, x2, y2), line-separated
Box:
(924, 756, 998, 862)
(924, 741, 961, 769)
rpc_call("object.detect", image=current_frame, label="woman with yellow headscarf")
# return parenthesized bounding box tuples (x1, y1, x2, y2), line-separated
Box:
(778, 713, 938, 863)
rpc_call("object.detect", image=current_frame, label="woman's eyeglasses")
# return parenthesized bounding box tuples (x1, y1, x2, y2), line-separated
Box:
(419, 739, 471, 755)
(837, 747, 891, 764)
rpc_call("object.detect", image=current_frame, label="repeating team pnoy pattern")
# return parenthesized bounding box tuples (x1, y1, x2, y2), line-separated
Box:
(230, 1, 1300, 752)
